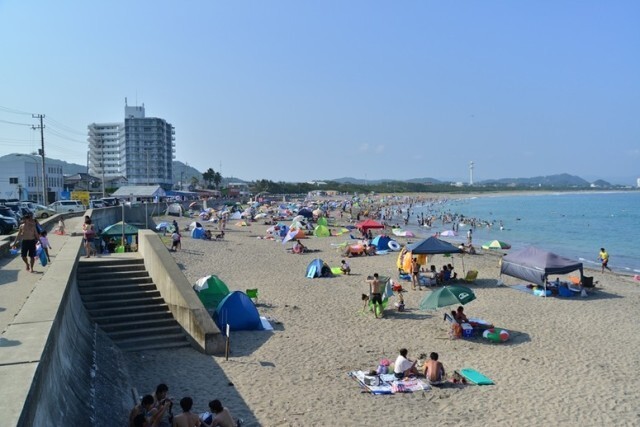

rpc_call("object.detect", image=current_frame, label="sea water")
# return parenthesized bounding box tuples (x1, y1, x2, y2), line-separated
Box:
(404, 192, 640, 275)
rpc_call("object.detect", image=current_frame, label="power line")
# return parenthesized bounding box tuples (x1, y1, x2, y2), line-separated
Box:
(45, 116, 87, 136)
(0, 105, 33, 115)
(0, 118, 32, 126)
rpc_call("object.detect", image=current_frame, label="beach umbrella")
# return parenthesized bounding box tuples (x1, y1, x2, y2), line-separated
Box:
(189, 201, 200, 209)
(481, 240, 511, 250)
(101, 221, 140, 237)
(419, 285, 476, 311)
(440, 230, 457, 237)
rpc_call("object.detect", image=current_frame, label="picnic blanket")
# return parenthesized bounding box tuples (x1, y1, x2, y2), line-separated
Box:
(348, 371, 430, 394)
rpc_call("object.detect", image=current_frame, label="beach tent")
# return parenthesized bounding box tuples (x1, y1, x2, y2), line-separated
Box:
(165, 203, 183, 217)
(194, 275, 230, 309)
(230, 212, 242, 220)
(317, 217, 328, 226)
(214, 291, 264, 333)
(356, 219, 384, 233)
(306, 258, 333, 278)
(298, 208, 313, 219)
(191, 227, 205, 239)
(500, 246, 583, 289)
(371, 235, 392, 251)
(314, 225, 331, 237)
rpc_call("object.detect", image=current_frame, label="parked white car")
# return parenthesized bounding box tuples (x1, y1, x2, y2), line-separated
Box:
(32, 204, 57, 219)
(48, 200, 86, 213)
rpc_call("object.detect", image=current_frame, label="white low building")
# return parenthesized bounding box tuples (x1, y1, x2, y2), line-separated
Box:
(0, 153, 64, 204)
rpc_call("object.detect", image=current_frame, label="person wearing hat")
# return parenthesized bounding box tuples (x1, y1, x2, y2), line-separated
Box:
(12, 212, 40, 272)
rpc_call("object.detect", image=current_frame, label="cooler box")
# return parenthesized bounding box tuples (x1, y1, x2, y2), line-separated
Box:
(461, 323, 474, 338)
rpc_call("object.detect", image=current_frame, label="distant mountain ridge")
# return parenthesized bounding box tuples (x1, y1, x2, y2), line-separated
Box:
(5, 154, 623, 188)
(332, 174, 617, 188)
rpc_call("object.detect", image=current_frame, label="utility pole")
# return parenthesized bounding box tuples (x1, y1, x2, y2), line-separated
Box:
(32, 114, 47, 204)
(146, 150, 150, 186)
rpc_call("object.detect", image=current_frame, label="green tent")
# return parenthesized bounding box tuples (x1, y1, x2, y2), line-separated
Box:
(101, 221, 139, 237)
(317, 217, 328, 226)
(194, 275, 230, 309)
(313, 225, 331, 237)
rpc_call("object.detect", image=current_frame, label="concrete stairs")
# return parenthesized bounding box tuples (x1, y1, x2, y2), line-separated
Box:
(77, 257, 191, 352)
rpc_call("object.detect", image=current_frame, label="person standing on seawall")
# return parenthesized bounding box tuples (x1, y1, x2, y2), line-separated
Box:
(599, 248, 612, 273)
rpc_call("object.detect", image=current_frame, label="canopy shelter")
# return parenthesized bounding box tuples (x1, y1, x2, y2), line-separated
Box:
(356, 219, 384, 233)
(398, 236, 464, 274)
(500, 246, 583, 292)
(100, 221, 139, 237)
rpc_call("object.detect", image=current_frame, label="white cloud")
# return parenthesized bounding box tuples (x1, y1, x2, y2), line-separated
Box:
(359, 143, 370, 152)
(374, 144, 384, 154)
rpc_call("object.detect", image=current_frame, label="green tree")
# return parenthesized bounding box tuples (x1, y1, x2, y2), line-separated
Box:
(190, 176, 200, 188)
(213, 172, 222, 189)
(202, 168, 215, 188)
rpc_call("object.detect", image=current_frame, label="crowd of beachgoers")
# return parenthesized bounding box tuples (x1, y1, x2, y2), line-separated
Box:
(123, 192, 639, 426)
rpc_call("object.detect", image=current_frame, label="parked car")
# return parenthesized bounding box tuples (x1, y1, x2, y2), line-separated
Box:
(0, 206, 20, 223)
(32, 204, 57, 219)
(89, 200, 105, 209)
(100, 197, 119, 207)
(0, 216, 17, 234)
(48, 200, 86, 213)
(2, 203, 25, 222)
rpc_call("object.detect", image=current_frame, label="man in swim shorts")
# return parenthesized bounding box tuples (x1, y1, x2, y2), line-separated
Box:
(367, 273, 383, 319)
(13, 212, 40, 273)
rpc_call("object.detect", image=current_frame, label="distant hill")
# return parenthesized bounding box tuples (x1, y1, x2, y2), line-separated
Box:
(333, 177, 443, 185)
(479, 173, 591, 187)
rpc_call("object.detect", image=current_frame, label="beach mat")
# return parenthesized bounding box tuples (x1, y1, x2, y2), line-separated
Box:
(331, 267, 344, 275)
(459, 368, 494, 385)
(348, 371, 430, 394)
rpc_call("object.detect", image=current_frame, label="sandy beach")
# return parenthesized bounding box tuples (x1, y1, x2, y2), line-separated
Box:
(125, 207, 640, 426)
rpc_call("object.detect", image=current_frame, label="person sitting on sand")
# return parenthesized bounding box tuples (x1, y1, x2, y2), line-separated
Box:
(292, 239, 306, 254)
(438, 265, 449, 283)
(129, 395, 170, 427)
(426, 265, 438, 286)
(340, 259, 351, 275)
(447, 264, 457, 280)
(203, 399, 235, 427)
(172, 396, 200, 427)
(424, 352, 446, 384)
(393, 348, 419, 379)
(455, 306, 469, 323)
(467, 244, 476, 255)
(365, 244, 377, 256)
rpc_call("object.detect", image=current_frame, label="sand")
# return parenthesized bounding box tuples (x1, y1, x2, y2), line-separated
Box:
(124, 211, 640, 426)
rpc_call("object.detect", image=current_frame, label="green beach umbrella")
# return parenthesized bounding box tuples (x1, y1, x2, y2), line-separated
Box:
(100, 221, 139, 237)
(419, 285, 476, 311)
(481, 240, 511, 250)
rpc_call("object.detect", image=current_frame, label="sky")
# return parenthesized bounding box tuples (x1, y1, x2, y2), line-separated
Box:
(1, 1, 639, 184)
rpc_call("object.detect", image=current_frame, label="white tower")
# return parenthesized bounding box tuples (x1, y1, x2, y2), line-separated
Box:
(469, 161, 474, 186)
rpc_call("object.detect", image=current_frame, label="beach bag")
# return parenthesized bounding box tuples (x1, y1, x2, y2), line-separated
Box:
(36, 222, 44, 234)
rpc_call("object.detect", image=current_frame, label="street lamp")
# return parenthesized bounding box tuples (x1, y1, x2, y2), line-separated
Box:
(16, 153, 44, 204)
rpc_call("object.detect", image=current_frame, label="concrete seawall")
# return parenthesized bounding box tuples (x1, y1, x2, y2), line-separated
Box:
(1, 231, 132, 426)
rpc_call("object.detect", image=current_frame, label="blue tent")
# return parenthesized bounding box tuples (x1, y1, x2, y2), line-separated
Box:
(191, 227, 205, 239)
(306, 258, 333, 278)
(298, 208, 313, 219)
(215, 291, 264, 334)
(371, 235, 392, 251)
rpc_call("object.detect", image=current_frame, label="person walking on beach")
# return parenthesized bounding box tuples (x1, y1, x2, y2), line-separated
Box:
(467, 228, 473, 245)
(12, 212, 40, 272)
(599, 248, 612, 273)
(367, 273, 384, 319)
(411, 257, 420, 290)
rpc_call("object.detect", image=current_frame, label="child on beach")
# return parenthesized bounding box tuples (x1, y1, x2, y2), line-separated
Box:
(55, 217, 65, 235)
(340, 259, 351, 275)
(39, 230, 52, 262)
